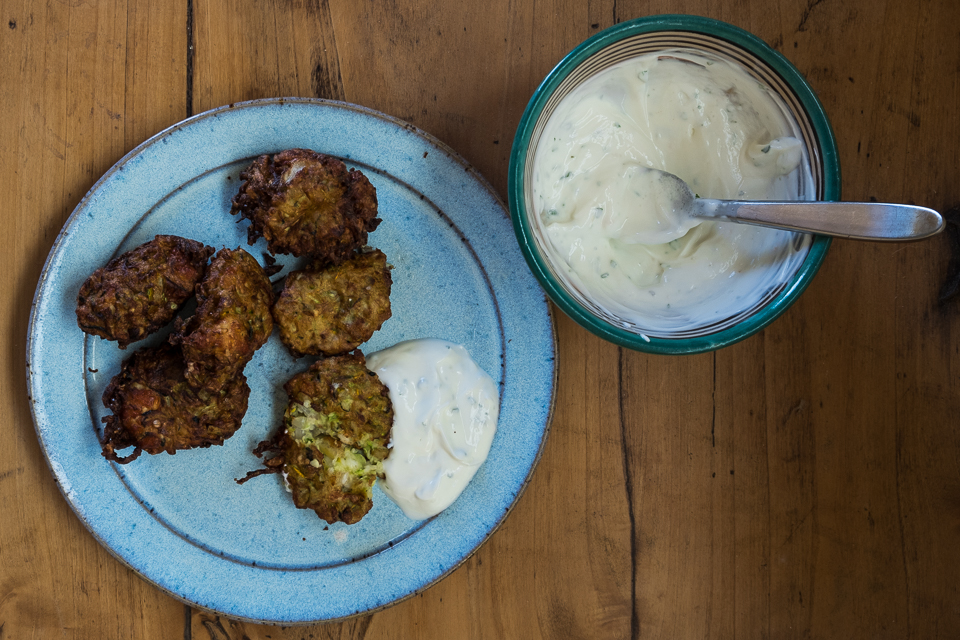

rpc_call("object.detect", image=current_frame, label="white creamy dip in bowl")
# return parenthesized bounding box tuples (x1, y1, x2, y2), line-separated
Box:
(509, 15, 840, 354)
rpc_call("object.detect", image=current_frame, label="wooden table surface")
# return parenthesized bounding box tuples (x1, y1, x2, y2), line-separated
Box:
(3, 1, 959, 638)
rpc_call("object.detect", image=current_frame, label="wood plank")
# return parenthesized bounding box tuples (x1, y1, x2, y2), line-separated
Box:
(890, 0, 960, 636)
(620, 350, 718, 638)
(775, 0, 960, 636)
(525, 313, 632, 640)
(193, 0, 344, 113)
(0, 0, 188, 638)
(716, 337, 773, 639)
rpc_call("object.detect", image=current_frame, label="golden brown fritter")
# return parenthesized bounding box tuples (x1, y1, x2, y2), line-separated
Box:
(101, 342, 250, 464)
(237, 352, 393, 525)
(171, 248, 274, 391)
(76, 235, 213, 348)
(272, 249, 392, 357)
(230, 149, 380, 264)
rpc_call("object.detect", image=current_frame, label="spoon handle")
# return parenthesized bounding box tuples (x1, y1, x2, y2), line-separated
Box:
(701, 200, 944, 241)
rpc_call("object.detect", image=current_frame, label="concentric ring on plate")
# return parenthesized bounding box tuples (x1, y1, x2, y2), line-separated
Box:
(27, 98, 556, 624)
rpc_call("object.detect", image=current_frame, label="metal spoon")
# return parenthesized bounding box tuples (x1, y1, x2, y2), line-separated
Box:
(632, 168, 944, 243)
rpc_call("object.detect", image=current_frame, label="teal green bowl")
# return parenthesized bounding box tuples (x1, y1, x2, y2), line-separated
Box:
(509, 15, 840, 354)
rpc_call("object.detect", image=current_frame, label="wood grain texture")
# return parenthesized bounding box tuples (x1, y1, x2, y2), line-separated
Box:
(1, 1, 189, 639)
(2, 0, 960, 638)
(193, 0, 345, 111)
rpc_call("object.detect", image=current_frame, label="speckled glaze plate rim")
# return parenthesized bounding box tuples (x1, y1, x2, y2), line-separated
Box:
(26, 97, 557, 624)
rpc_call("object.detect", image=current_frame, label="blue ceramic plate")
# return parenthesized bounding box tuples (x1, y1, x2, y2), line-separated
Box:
(27, 98, 556, 624)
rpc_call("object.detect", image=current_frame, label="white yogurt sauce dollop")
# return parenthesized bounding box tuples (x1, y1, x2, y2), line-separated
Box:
(532, 50, 814, 335)
(365, 339, 499, 520)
